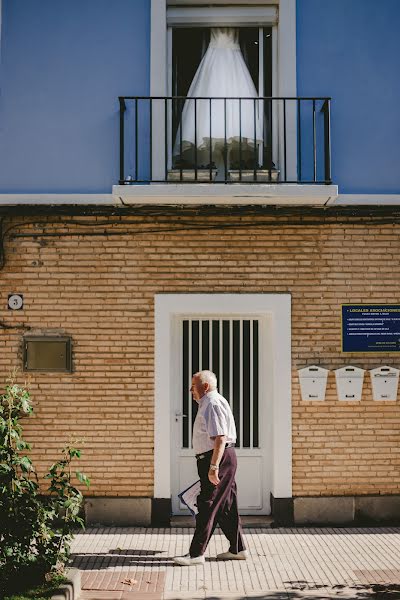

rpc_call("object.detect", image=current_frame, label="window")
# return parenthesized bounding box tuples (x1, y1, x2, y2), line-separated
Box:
(24, 336, 72, 372)
(182, 319, 259, 449)
(172, 27, 272, 98)
(169, 25, 275, 178)
(149, 1, 298, 182)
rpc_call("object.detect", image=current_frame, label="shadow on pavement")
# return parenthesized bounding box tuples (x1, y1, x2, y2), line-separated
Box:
(69, 549, 239, 569)
(200, 583, 400, 599)
(69, 550, 173, 568)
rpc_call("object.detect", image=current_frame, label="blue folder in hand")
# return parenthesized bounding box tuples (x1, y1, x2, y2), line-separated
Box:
(178, 480, 201, 516)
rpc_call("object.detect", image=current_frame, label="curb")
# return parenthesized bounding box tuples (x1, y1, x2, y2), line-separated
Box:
(51, 568, 81, 600)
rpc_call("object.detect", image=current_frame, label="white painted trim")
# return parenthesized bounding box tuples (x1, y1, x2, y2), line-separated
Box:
(167, 6, 278, 26)
(151, 0, 167, 96)
(277, 0, 297, 181)
(154, 293, 292, 501)
(113, 183, 338, 205)
(277, 0, 297, 98)
(329, 194, 400, 205)
(271, 24, 279, 169)
(0, 194, 116, 205)
(6, 191, 400, 207)
(151, 1, 168, 180)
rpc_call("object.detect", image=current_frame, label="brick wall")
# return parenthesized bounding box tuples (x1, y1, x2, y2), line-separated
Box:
(0, 213, 399, 498)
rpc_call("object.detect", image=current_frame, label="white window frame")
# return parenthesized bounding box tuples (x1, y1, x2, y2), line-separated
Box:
(150, 0, 297, 181)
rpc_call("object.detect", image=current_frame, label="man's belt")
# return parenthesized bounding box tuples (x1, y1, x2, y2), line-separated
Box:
(196, 443, 235, 460)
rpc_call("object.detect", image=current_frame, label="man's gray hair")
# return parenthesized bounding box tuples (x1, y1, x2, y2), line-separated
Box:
(195, 370, 218, 391)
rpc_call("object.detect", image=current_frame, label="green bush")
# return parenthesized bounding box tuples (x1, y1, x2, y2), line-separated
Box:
(0, 374, 90, 594)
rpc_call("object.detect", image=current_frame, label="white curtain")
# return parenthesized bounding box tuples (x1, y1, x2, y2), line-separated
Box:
(173, 28, 263, 169)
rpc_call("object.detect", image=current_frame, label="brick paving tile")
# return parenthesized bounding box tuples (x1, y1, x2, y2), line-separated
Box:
(121, 594, 162, 600)
(81, 570, 166, 592)
(354, 569, 400, 584)
(72, 526, 400, 598)
(79, 592, 123, 599)
(80, 593, 162, 600)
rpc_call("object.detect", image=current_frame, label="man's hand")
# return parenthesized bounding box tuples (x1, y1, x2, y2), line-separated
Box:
(208, 468, 220, 486)
(208, 435, 226, 486)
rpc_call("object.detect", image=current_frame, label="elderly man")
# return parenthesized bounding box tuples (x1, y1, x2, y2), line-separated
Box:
(173, 370, 247, 566)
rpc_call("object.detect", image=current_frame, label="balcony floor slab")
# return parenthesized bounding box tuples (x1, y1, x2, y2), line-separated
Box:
(112, 183, 338, 206)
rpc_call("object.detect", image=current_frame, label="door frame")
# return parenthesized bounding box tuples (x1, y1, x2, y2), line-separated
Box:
(154, 293, 292, 503)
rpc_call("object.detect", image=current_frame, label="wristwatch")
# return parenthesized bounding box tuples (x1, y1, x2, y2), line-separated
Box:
(209, 464, 219, 471)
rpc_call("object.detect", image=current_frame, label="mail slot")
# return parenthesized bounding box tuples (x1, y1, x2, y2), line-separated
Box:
(334, 365, 365, 401)
(370, 366, 399, 401)
(298, 365, 329, 401)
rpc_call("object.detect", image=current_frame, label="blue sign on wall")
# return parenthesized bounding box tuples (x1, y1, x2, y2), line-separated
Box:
(342, 305, 400, 353)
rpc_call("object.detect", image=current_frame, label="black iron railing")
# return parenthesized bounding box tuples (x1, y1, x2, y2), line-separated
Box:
(118, 96, 332, 184)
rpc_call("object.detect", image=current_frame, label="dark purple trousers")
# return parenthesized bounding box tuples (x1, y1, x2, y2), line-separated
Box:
(189, 447, 246, 558)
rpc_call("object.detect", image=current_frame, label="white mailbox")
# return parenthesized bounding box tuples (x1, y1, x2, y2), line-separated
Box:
(370, 366, 399, 401)
(334, 365, 365, 401)
(298, 365, 329, 401)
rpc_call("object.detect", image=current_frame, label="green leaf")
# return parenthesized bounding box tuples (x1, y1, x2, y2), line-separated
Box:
(16, 440, 30, 450)
(69, 448, 81, 459)
(20, 397, 32, 413)
(0, 463, 12, 473)
(0, 382, 91, 577)
(18, 456, 33, 472)
(75, 471, 91, 488)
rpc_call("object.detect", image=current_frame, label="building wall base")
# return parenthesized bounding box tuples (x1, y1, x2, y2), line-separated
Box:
(84, 497, 152, 526)
(292, 495, 400, 526)
(152, 498, 172, 526)
(83, 495, 400, 527)
(271, 494, 294, 526)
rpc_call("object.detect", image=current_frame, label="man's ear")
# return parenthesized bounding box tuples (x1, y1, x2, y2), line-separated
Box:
(204, 382, 210, 391)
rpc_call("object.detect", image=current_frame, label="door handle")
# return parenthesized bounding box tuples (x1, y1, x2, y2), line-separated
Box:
(175, 411, 188, 422)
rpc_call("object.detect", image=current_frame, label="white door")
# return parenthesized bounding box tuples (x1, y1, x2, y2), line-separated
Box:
(171, 316, 271, 515)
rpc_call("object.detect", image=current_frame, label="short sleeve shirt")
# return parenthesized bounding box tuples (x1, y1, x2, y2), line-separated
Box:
(192, 389, 237, 454)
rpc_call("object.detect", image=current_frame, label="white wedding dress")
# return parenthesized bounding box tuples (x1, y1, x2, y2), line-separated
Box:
(173, 28, 263, 170)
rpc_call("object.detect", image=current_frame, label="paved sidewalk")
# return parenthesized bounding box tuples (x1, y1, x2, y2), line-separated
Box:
(70, 526, 400, 599)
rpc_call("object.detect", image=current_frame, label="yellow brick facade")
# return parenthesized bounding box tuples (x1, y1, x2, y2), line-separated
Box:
(1, 212, 399, 500)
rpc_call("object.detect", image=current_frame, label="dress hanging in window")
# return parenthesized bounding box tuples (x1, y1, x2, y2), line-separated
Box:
(173, 28, 263, 169)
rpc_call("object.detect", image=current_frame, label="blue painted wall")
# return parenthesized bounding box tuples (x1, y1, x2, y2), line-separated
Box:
(0, 0, 150, 193)
(0, 1, 399, 194)
(297, 0, 400, 194)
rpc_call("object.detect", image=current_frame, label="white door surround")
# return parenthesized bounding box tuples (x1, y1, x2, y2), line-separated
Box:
(154, 293, 292, 504)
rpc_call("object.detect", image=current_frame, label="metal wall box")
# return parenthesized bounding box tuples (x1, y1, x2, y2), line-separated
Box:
(298, 365, 329, 401)
(334, 365, 365, 401)
(370, 366, 399, 401)
(24, 336, 72, 372)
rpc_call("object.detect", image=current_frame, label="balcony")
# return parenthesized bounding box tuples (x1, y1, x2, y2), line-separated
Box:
(114, 96, 337, 206)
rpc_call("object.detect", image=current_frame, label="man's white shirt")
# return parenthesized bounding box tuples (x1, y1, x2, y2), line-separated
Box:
(192, 389, 237, 454)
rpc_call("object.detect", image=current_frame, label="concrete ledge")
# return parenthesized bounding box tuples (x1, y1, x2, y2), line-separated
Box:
(51, 568, 81, 600)
(294, 496, 355, 525)
(355, 495, 400, 523)
(84, 497, 151, 526)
